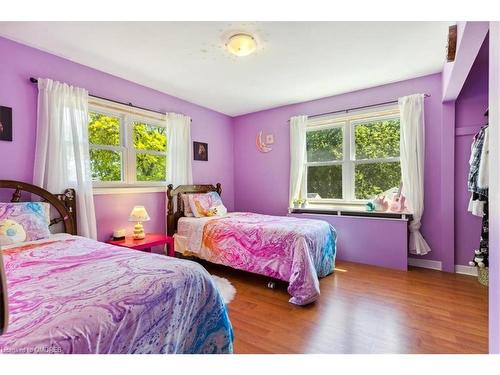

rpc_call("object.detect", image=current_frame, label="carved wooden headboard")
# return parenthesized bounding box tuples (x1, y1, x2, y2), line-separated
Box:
(0, 180, 77, 235)
(166, 183, 221, 236)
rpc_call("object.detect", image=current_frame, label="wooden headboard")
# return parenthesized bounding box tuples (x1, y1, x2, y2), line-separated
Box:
(167, 183, 221, 236)
(0, 180, 77, 235)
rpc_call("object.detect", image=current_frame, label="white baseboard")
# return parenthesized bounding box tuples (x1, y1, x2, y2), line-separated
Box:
(408, 258, 478, 276)
(455, 265, 479, 276)
(408, 258, 443, 271)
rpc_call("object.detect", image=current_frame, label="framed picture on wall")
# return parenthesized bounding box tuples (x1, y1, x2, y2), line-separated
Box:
(0, 106, 13, 142)
(193, 141, 208, 161)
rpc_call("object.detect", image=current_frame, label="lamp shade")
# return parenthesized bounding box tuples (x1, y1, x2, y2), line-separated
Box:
(129, 206, 150, 222)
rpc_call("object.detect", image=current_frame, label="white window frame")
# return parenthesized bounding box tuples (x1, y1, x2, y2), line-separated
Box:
(305, 104, 400, 206)
(88, 98, 168, 190)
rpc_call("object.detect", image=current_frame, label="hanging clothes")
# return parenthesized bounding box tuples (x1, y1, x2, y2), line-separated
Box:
(479, 202, 489, 267)
(468, 126, 488, 218)
(468, 124, 489, 270)
(468, 192, 486, 216)
(468, 126, 488, 197)
(477, 127, 489, 189)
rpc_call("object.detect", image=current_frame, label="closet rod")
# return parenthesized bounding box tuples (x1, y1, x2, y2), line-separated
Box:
(29, 77, 191, 120)
(287, 94, 431, 122)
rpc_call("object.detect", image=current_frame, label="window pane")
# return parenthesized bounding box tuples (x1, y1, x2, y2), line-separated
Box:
(88, 112, 120, 146)
(306, 127, 343, 162)
(90, 149, 122, 182)
(136, 153, 167, 182)
(307, 165, 342, 199)
(354, 119, 400, 160)
(133, 123, 167, 152)
(355, 162, 401, 199)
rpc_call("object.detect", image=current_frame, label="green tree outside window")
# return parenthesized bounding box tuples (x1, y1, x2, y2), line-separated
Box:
(88, 113, 167, 183)
(306, 118, 401, 200)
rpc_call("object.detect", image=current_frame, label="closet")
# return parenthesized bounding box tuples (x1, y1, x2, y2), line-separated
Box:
(454, 32, 489, 283)
(467, 113, 489, 284)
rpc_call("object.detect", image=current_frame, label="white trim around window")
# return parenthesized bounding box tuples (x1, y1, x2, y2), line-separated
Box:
(93, 186, 167, 195)
(89, 99, 168, 189)
(305, 104, 401, 206)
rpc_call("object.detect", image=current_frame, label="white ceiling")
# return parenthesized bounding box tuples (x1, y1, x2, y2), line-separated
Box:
(0, 22, 451, 116)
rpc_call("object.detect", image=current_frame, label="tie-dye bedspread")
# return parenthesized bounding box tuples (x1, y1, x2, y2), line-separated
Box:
(177, 213, 337, 305)
(0, 236, 233, 354)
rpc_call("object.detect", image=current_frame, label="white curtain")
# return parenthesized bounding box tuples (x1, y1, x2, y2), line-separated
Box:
(398, 94, 431, 255)
(289, 115, 308, 206)
(33, 78, 97, 239)
(166, 112, 193, 187)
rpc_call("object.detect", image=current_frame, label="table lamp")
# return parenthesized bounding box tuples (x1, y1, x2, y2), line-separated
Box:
(129, 206, 150, 240)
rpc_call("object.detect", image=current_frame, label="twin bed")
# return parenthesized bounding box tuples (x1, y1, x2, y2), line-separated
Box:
(0, 180, 337, 354)
(0, 181, 232, 354)
(168, 184, 337, 306)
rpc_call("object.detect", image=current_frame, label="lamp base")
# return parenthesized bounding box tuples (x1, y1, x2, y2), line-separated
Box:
(133, 223, 145, 240)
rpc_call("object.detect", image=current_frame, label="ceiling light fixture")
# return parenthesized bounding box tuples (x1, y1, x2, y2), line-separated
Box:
(226, 33, 257, 57)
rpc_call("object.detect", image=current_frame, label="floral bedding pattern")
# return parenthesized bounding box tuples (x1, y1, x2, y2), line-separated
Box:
(177, 213, 336, 305)
(0, 236, 233, 354)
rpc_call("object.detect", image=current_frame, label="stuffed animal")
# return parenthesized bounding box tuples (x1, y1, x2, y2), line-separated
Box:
(373, 195, 389, 212)
(0, 219, 27, 246)
(470, 249, 487, 268)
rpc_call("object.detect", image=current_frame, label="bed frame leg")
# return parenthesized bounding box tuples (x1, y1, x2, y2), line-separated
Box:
(267, 281, 275, 289)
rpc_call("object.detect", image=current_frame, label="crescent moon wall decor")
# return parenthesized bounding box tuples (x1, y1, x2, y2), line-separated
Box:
(256, 131, 274, 153)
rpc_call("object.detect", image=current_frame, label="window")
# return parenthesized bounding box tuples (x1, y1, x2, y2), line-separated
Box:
(305, 105, 401, 204)
(88, 100, 167, 188)
(133, 122, 167, 182)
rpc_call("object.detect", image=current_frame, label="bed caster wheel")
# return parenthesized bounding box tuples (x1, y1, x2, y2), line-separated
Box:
(267, 281, 275, 289)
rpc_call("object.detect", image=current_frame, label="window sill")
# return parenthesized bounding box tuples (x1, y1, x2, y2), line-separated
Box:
(93, 186, 166, 195)
(289, 205, 411, 220)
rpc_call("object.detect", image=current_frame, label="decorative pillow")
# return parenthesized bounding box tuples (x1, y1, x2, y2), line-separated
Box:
(0, 202, 51, 242)
(0, 219, 27, 246)
(188, 192, 227, 218)
(181, 194, 194, 217)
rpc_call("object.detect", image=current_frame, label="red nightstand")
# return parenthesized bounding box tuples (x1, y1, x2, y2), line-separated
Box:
(107, 233, 175, 257)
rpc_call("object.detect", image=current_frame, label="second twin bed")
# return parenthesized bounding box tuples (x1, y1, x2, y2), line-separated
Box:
(168, 184, 337, 306)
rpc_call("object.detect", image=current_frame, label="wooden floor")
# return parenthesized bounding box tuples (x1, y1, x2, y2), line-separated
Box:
(203, 261, 488, 354)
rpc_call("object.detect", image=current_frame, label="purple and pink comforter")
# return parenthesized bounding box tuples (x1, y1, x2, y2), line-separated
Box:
(0, 235, 233, 354)
(176, 213, 337, 305)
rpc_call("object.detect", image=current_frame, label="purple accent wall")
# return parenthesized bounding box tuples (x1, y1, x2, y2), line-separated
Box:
(289, 214, 408, 271)
(0, 36, 234, 241)
(93, 193, 166, 242)
(454, 35, 489, 266)
(0, 32, 492, 273)
(233, 74, 447, 268)
(440, 100, 456, 272)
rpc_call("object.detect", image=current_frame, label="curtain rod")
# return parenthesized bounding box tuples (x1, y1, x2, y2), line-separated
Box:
(288, 94, 431, 122)
(29, 77, 191, 120)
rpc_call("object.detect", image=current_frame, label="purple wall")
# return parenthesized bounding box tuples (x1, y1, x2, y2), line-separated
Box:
(0, 33, 491, 271)
(454, 35, 489, 266)
(289, 214, 408, 271)
(0, 36, 235, 241)
(233, 74, 447, 268)
(93, 192, 166, 242)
